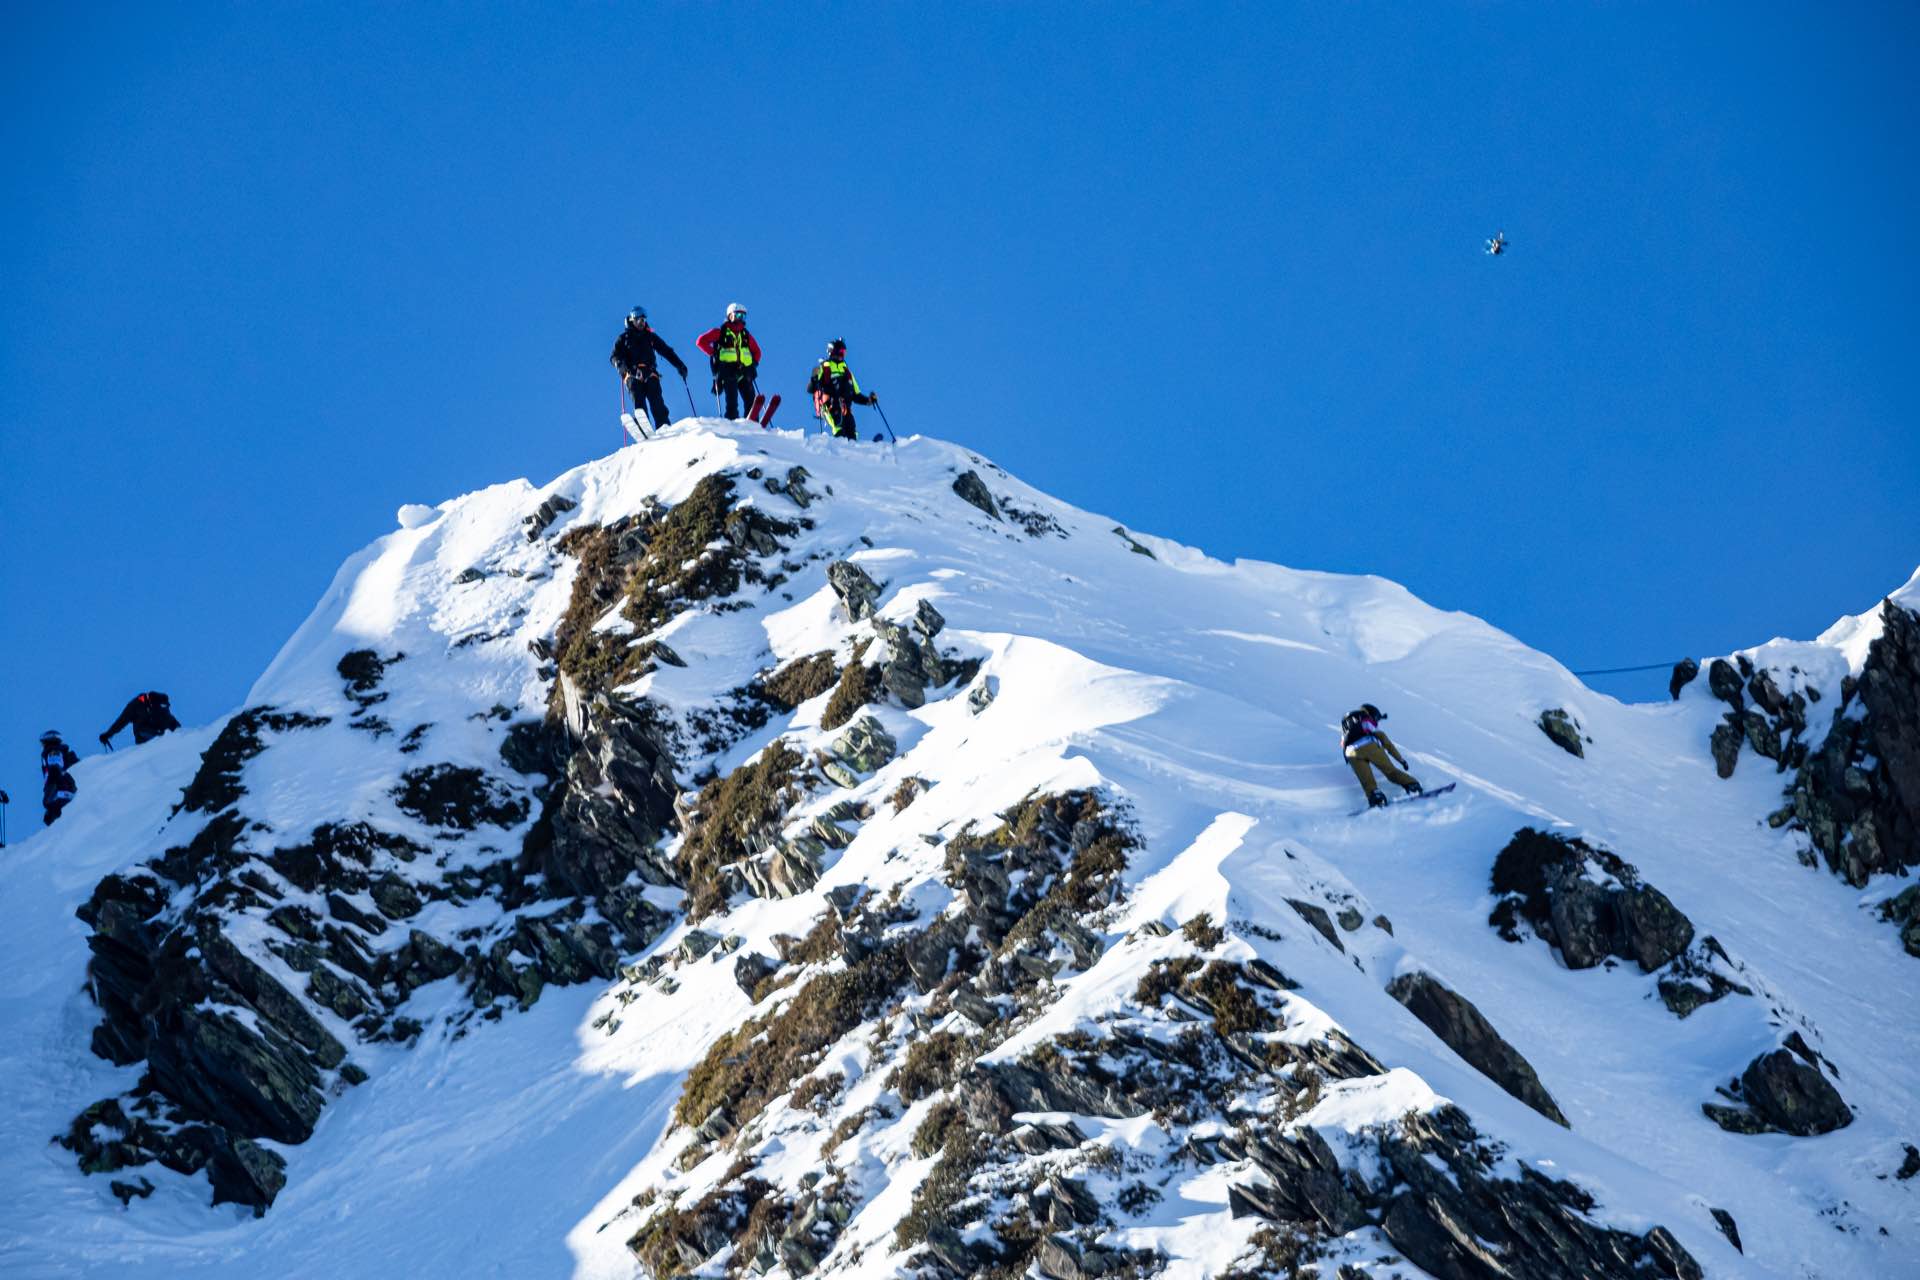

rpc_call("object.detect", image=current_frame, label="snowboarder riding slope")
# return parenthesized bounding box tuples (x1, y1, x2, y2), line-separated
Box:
(1340, 703, 1421, 809)
(100, 690, 180, 747)
(610, 306, 689, 435)
(39, 730, 79, 826)
(695, 303, 762, 420)
(809, 339, 876, 441)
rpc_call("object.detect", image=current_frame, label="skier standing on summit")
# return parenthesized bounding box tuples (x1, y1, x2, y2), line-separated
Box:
(809, 339, 877, 441)
(611, 307, 689, 435)
(695, 303, 762, 420)
(1340, 703, 1421, 809)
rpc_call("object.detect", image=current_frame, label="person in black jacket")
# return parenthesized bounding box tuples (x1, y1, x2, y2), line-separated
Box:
(100, 691, 181, 747)
(39, 730, 79, 826)
(610, 306, 689, 434)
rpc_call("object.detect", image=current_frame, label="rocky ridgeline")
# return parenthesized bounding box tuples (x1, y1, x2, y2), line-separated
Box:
(604, 784, 1707, 1280)
(1674, 598, 1920, 957)
(55, 460, 1012, 1215)
(55, 469, 836, 1212)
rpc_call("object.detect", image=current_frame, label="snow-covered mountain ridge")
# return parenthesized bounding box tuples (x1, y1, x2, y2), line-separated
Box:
(1, 419, 1915, 1279)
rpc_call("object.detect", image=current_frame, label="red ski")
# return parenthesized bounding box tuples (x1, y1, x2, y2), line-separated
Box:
(759, 394, 781, 427)
(747, 393, 767, 422)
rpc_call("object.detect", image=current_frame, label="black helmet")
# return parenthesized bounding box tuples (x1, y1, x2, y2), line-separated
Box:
(826, 338, 846, 358)
(1360, 703, 1384, 720)
(39, 729, 62, 742)
(627, 305, 648, 325)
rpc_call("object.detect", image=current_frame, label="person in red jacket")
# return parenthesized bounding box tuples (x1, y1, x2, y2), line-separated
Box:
(695, 302, 762, 420)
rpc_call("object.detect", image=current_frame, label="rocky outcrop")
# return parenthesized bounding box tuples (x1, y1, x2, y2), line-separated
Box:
(1538, 708, 1586, 757)
(1669, 657, 1700, 700)
(821, 715, 897, 788)
(950, 470, 1001, 520)
(825, 560, 882, 621)
(1781, 601, 1920, 888)
(542, 695, 679, 915)
(1387, 971, 1568, 1126)
(1228, 1106, 1702, 1280)
(1490, 828, 1695, 973)
(1703, 1035, 1852, 1136)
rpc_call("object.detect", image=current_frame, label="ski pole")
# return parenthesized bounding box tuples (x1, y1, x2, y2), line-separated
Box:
(1, 790, 8, 848)
(616, 370, 626, 446)
(873, 397, 898, 444)
(682, 373, 697, 419)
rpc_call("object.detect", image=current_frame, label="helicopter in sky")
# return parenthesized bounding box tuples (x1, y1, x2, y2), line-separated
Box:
(1485, 230, 1509, 256)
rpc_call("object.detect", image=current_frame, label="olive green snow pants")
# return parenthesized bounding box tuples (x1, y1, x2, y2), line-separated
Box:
(1346, 741, 1417, 796)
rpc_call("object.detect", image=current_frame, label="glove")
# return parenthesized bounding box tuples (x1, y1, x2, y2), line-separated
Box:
(99, 732, 113, 746)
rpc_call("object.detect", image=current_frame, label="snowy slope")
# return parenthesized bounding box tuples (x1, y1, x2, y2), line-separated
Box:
(0, 418, 1915, 1280)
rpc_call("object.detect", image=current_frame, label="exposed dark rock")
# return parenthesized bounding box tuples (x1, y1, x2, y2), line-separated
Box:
(1896, 1144, 1920, 1180)
(1387, 971, 1568, 1126)
(1735, 1045, 1852, 1136)
(1538, 708, 1586, 758)
(111, 1176, 156, 1205)
(392, 764, 529, 830)
(1669, 658, 1700, 700)
(826, 561, 883, 621)
(1112, 526, 1155, 558)
(1377, 1108, 1699, 1280)
(1708, 717, 1744, 778)
(733, 951, 780, 996)
(1710, 1207, 1743, 1252)
(144, 1007, 325, 1144)
(543, 694, 679, 908)
(175, 707, 330, 815)
(951, 470, 1001, 520)
(521, 493, 576, 541)
(1285, 899, 1344, 952)
(1882, 885, 1920, 958)
(200, 930, 346, 1067)
(1708, 658, 1745, 710)
(1489, 828, 1695, 974)
(1781, 601, 1920, 895)
(1227, 1105, 1699, 1280)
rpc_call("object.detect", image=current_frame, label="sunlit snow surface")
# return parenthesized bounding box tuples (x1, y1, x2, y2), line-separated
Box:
(2, 419, 1916, 1278)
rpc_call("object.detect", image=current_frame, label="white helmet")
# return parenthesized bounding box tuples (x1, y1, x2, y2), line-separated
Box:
(726, 302, 746, 321)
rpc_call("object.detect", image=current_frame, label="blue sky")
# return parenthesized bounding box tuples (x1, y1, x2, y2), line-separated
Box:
(3, 4, 1916, 813)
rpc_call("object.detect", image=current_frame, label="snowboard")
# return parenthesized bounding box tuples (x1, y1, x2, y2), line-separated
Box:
(1348, 782, 1455, 817)
(760, 394, 781, 427)
(748, 393, 767, 422)
(620, 413, 647, 444)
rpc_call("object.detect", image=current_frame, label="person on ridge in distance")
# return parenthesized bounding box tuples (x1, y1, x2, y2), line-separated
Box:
(809, 338, 876, 441)
(100, 690, 181, 748)
(39, 730, 80, 826)
(1340, 703, 1421, 809)
(695, 302, 762, 420)
(610, 306, 688, 434)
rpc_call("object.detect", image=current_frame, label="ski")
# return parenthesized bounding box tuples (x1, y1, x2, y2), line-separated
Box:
(760, 394, 781, 427)
(621, 413, 648, 444)
(1348, 781, 1455, 817)
(748, 393, 767, 422)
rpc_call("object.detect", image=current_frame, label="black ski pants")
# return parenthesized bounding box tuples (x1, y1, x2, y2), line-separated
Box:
(715, 366, 757, 419)
(625, 372, 671, 431)
(823, 398, 860, 440)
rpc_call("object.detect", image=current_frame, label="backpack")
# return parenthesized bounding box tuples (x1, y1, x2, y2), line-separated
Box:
(1340, 710, 1373, 748)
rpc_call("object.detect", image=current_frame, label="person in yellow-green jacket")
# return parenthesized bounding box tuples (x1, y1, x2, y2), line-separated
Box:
(808, 338, 877, 440)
